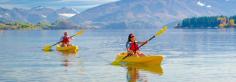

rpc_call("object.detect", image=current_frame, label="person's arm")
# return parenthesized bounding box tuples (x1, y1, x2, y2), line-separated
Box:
(126, 42, 136, 55)
(137, 41, 148, 45)
(69, 36, 72, 41)
(70, 36, 73, 39)
(60, 37, 63, 42)
(126, 41, 130, 50)
(126, 42, 132, 52)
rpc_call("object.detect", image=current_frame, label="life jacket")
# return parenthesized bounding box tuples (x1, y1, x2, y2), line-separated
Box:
(129, 42, 139, 52)
(62, 36, 70, 43)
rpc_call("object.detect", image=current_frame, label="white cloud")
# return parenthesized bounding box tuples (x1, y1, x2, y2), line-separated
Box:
(196, 1, 212, 8)
(206, 5, 212, 8)
(197, 1, 205, 7)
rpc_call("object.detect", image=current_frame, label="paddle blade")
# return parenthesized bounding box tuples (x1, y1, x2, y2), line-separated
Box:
(111, 61, 120, 65)
(156, 26, 168, 36)
(76, 29, 85, 36)
(42, 45, 52, 51)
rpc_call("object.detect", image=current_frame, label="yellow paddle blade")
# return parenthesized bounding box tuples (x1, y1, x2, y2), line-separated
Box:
(76, 29, 85, 36)
(42, 45, 52, 51)
(156, 26, 168, 36)
(111, 61, 120, 65)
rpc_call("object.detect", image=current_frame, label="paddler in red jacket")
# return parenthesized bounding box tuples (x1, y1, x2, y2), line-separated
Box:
(60, 32, 72, 47)
(126, 33, 147, 57)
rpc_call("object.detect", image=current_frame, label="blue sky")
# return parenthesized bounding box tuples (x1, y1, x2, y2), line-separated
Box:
(0, 0, 119, 11)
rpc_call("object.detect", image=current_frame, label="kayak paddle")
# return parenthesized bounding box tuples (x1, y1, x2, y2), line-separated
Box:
(122, 26, 168, 60)
(138, 26, 168, 48)
(42, 29, 84, 51)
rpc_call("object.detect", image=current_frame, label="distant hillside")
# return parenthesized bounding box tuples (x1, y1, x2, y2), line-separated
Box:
(0, 6, 78, 24)
(70, 0, 236, 28)
(2, 0, 236, 29)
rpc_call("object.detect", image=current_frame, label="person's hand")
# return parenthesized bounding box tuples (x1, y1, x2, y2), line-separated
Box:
(127, 50, 133, 53)
(127, 50, 134, 55)
(143, 41, 148, 44)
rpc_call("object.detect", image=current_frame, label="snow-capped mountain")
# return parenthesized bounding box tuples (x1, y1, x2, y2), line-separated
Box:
(2, 0, 236, 29)
(0, 6, 79, 24)
(70, 0, 236, 28)
(56, 7, 79, 18)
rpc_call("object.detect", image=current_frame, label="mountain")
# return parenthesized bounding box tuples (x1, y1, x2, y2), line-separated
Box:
(2, 0, 236, 29)
(0, 6, 78, 24)
(30, 6, 55, 15)
(49, 20, 80, 29)
(56, 7, 79, 14)
(0, 8, 27, 23)
(56, 7, 79, 18)
(70, 0, 236, 28)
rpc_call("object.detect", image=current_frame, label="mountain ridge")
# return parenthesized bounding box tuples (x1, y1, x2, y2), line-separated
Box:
(70, 0, 236, 28)
(0, 6, 78, 24)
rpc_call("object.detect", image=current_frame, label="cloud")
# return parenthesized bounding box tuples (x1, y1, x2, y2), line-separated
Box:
(196, 1, 212, 8)
(206, 5, 212, 8)
(197, 1, 205, 7)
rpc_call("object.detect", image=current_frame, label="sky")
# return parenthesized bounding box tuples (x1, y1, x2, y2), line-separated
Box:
(0, 0, 119, 11)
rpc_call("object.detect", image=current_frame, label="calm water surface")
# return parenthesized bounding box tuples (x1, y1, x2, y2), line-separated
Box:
(0, 28, 236, 82)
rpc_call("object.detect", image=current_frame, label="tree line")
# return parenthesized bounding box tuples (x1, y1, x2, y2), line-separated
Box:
(177, 15, 236, 28)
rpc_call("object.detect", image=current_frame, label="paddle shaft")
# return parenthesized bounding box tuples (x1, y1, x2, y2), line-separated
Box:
(138, 35, 156, 48)
(70, 33, 78, 38)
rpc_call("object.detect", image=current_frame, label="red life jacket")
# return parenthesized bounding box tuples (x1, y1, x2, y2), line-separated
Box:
(129, 42, 139, 51)
(62, 36, 70, 43)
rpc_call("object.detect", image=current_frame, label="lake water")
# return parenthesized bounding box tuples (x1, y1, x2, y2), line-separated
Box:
(0, 28, 236, 82)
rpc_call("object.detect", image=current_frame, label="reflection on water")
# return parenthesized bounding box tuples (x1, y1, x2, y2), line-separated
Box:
(57, 51, 78, 70)
(126, 65, 163, 82)
(127, 67, 142, 82)
(44, 50, 79, 71)
(127, 66, 152, 82)
(114, 63, 163, 82)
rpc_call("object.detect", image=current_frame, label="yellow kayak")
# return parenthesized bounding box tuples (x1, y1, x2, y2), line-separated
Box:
(56, 45, 79, 52)
(111, 52, 163, 65)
